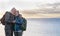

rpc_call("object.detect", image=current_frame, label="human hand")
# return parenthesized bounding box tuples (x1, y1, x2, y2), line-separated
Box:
(12, 20, 16, 23)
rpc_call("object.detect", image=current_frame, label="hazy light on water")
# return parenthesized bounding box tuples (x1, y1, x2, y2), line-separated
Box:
(0, 18, 60, 36)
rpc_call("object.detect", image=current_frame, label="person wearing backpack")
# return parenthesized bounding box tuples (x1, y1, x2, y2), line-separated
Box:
(14, 11, 23, 36)
(14, 11, 27, 36)
(0, 8, 17, 36)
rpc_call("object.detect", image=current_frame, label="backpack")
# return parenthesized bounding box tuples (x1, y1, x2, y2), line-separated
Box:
(21, 18, 27, 31)
(0, 12, 9, 25)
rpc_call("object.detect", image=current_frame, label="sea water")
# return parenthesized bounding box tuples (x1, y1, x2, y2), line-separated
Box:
(0, 18, 60, 36)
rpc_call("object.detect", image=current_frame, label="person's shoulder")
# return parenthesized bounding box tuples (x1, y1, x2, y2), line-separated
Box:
(5, 11, 10, 14)
(22, 17, 25, 19)
(22, 17, 27, 21)
(4, 11, 11, 16)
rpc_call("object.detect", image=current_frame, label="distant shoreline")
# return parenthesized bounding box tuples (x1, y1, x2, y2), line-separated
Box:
(26, 18, 60, 19)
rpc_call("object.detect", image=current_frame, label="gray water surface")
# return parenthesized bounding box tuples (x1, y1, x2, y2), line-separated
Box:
(0, 18, 60, 36)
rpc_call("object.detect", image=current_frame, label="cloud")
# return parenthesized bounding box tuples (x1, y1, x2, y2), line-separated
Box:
(46, 3, 60, 6)
(22, 8, 60, 14)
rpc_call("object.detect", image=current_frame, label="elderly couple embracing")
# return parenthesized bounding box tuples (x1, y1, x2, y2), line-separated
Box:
(0, 8, 27, 36)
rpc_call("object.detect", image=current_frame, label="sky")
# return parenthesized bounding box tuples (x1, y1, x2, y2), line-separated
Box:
(0, 0, 60, 10)
(0, 0, 60, 18)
